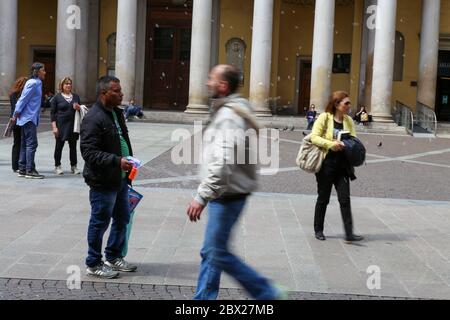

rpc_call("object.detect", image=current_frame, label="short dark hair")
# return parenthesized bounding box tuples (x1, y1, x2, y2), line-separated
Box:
(220, 65, 240, 94)
(30, 62, 45, 78)
(96, 76, 120, 97)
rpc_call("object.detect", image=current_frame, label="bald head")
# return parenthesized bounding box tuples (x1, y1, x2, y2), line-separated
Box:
(208, 64, 240, 97)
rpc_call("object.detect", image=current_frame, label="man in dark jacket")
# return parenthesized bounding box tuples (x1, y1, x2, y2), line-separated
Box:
(80, 76, 137, 279)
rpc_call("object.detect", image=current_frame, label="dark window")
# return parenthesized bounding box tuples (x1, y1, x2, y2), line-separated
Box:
(333, 54, 351, 73)
(179, 28, 191, 61)
(154, 27, 175, 60)
(394, 31, 405, 81)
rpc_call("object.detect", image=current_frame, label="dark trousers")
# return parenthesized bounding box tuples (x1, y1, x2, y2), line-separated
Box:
(54, 137, 78, 167)
(19, 122, 38, 172)
(12, 125, 22, 171)
(314, 157, 353, 237)
(86, 179, 131, 268)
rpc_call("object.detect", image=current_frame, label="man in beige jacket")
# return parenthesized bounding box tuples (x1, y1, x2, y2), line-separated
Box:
(186, 65, 281, 300)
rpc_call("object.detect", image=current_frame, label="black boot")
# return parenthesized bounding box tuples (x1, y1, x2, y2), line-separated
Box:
(315, 231, 326, 241)
(344, 234, 364, 243)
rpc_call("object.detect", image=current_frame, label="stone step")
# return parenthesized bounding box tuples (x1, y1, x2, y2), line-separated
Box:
(437, 122, 450, 135)
(137, 111, 408, 135)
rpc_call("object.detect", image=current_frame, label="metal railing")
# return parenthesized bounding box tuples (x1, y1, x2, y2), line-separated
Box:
(416, 102, 438, 136)
(393, 101, 414, 135)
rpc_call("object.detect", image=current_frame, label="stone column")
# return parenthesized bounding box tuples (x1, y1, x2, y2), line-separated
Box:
(370, 0, 397, 122)
(210, 0, 221, 68)
(115, 0, 138, 105)
(86, 0, 100, 103)
(75, 0, 89, 101)
(359, 0, 377, 110)
(55, 0, 77, 90)
(249, 0, 274, 117)
(185, 0, 213, 114)
(417, 0, 441, 109)
(135, 0, 147, 106)
(0, 0, 18, 101)
(310, 0, 336, 113)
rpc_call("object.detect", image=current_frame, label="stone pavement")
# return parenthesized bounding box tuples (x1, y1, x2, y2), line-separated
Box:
(0, 123, 449, 300)
(0, 279, 413, 300)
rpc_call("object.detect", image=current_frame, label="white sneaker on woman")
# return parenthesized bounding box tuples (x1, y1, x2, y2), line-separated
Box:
(55, 166, 64, 175)
(71, 166, 81, 175)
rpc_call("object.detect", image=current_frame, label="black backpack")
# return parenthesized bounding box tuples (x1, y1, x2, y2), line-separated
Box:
(342, 137, 366, 167)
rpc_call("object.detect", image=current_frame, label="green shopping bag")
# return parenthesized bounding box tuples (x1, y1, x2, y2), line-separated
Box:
(122, 187, 143, 257)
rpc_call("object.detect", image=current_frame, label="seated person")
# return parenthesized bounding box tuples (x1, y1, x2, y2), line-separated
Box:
(124, 98, 144, 120)
(354, 106, 370, 125)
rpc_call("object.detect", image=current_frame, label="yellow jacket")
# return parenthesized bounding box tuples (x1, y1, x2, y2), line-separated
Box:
(310, 112, 357, 159)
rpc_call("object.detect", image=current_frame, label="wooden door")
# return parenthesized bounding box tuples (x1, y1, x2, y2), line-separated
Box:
(33, 49, 56, 95)
(151, 26, 176, 108)
(174, 27, 191, 108)
(147, 21, 191, 110)
(298, 60, 312, 115)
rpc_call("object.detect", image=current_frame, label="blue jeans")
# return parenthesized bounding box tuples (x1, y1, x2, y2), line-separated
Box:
(19, 122, 38, 172)
(194, 197, 278, 300)
(86, 179, 131, 268)
(125, 106, 143, 119)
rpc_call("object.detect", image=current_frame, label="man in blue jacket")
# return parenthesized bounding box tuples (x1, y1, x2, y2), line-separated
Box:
(13, 62, 46, 179)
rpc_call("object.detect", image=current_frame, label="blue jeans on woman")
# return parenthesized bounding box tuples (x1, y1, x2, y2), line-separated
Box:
(86, 179, 131, 268)
(194, 196, 278, 300)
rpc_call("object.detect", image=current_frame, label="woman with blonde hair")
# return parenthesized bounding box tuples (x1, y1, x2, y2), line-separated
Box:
(9, 77, 28, 172)
(310, 91, 364, 243)
(50, 77, 81, 175)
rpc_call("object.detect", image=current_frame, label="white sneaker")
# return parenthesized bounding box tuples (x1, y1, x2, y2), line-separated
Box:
(71, 166, 81, 175)
(55, 166, 64, 175)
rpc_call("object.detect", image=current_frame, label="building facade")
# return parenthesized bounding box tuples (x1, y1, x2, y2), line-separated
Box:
(1, 0, 450, 121)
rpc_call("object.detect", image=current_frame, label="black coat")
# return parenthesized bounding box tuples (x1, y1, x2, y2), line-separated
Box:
(51, 93, 81, 141)
(10, 92, 19, 117)
(80, 101, 133, 191)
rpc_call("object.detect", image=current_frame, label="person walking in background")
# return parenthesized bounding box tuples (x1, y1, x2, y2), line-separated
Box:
(51, 77, 82, 175)
(13, 62, 46, 179)
(8, 77, 28, 173)
(187, 65, 283, 300)
(306, 104, 317, 130)
(310, 91, 364, 243)
(81, 76, 137, 279)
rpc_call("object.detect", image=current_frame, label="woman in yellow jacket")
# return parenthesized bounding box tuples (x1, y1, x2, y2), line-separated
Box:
(310, 91, 364, 243)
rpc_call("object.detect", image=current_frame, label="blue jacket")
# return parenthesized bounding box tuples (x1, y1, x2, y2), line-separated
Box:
(13, 78, 43, 127)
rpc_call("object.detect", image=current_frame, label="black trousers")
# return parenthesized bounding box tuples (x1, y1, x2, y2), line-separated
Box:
(314, 156, 353, 237)
(11, 125, 22, 171)
(54, 137, 78, 167)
